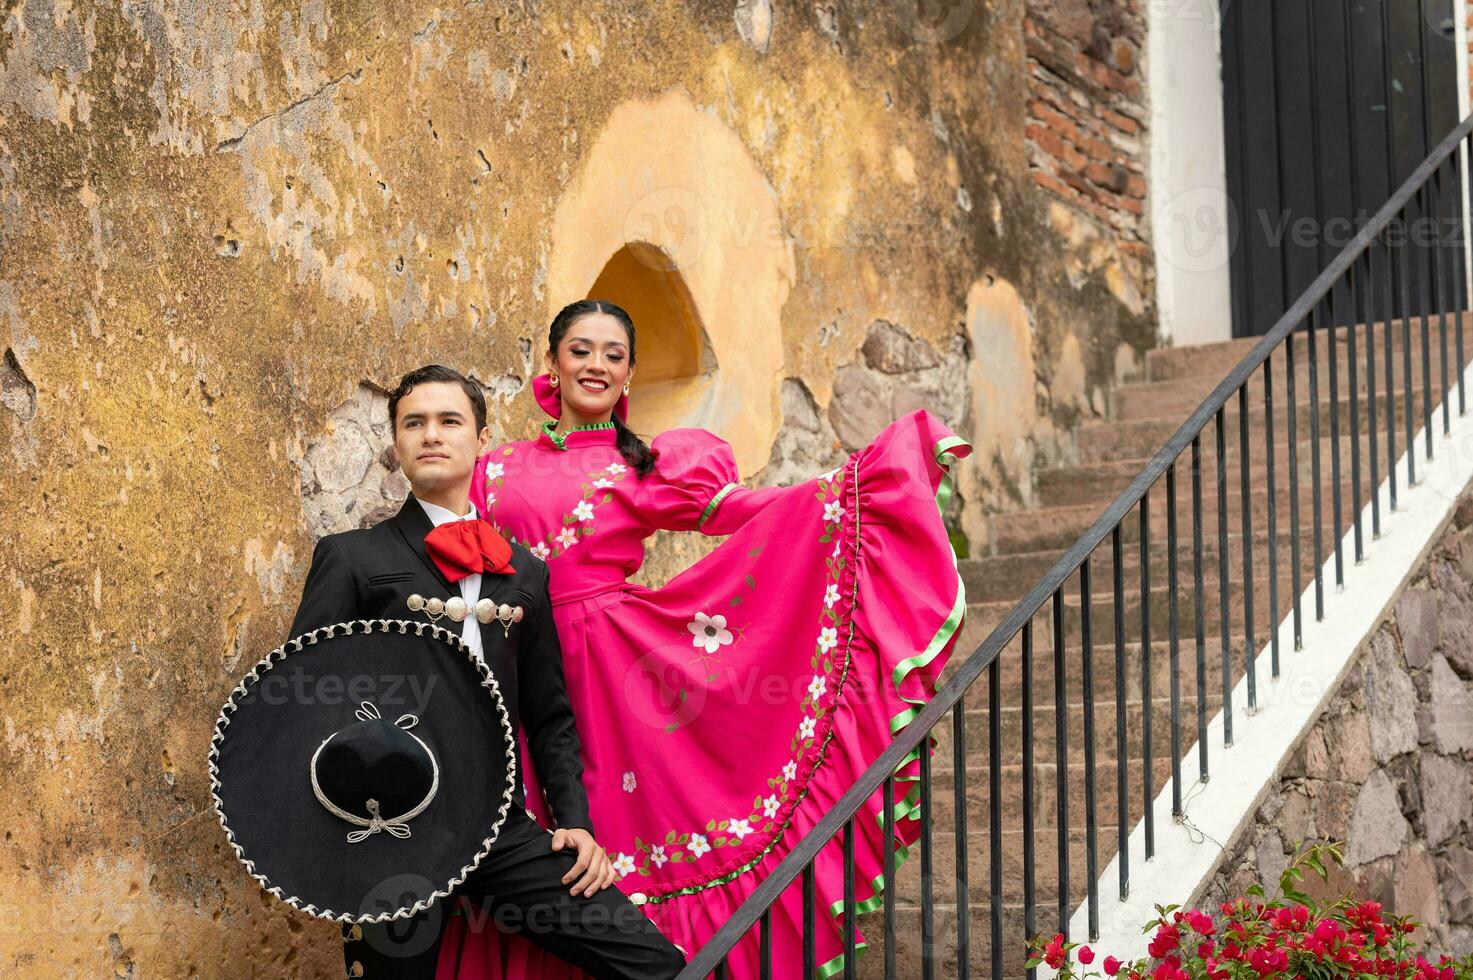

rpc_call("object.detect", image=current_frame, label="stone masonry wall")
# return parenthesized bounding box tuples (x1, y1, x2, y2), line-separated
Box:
(1201, 493, 1473, 956)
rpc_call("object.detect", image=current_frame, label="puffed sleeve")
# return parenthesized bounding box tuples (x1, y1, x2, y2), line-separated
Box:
(641, 428, 783, 534)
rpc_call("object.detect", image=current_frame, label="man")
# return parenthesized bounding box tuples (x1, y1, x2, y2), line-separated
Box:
(290, 364, 685, 979)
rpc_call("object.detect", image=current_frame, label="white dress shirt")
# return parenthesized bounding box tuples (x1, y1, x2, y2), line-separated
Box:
(415, 496, 483, 661)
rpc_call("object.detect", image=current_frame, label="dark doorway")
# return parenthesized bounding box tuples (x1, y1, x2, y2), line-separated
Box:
(1221, 0, 1463, 337)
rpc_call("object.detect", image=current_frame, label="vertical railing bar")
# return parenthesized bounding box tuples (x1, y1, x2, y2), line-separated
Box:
(844, 816, 858, 980)
(1237, 384, 1258, 710)
(759, 908, 772, 980)
(1286, 333, 1304, 650)
(952, 693, 970, 980)
(1418, 186, 1435, 458)
(1139, 491, 1154, 859)
(1263, 352, 1281, 679)
(1079, 556, 1099, 941)
(918, 735, 932, 980)
(803, 864, 816, 980)
(1052, 590, 1070, 936)
(1364, 249, 1382, 540)
(1308, 302, 1326, 621)
(883, 774, 896, 980)
(1166, 462, 1183, 818)
(1451, 143, 1468, 416)
(1433, 170, 1450, 434)
(1191, 435, 1208, 779)
(988, 658, 1003, 979)
(1349, 257, 1364, 563)
(1401, 208, 1419, 487)
(1215, 409, 1233, 744)
(1384, 229, 1400, 510)
(1328, 286, 1345, 591)
(1022, 619, 1038, 979)
(1111, 527, 1128, 901)
(1339, 0, 1366, 559)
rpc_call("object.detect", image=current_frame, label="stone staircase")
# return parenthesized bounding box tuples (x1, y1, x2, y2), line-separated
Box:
(856, 316, 1464, 976)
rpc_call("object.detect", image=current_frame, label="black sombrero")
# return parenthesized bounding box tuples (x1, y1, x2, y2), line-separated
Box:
(208, 620, 516, 923)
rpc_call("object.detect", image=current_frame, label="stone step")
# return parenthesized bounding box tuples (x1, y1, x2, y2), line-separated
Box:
(1143, 312, 1471, 382)
(992, 474, 1358, 555)
(1072, 388, 1434, 468)
(960, 535, 1258, 603)
(1035, 431, 1381, 509)
(929, 696, 1225, 768)
(938, 636, 1245, 705)
(961, 569, 1288, 646)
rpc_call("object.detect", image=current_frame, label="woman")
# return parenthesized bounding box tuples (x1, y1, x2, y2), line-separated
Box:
(435, 299, 971, 978)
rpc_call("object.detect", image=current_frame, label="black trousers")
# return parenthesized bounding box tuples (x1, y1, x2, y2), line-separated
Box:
(342, 810, 686, 979)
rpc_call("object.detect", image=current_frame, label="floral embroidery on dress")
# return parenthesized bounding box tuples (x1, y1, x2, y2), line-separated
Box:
(622, 771, 638, 793)
(687, 612, 734, 654)
(613, 852, 637, 878)
(505, 456, 632, 560)
(627, 465, 855, 878)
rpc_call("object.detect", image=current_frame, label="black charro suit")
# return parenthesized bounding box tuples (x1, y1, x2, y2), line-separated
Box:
(291, 497, 684, 980)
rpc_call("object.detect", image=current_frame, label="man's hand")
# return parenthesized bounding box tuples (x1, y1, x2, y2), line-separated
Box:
(551, 827, 616, 897)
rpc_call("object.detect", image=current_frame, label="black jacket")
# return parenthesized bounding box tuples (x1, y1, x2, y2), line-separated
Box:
(289, 496, 593, 833)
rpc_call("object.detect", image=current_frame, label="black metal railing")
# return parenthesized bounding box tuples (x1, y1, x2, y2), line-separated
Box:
(675, 110, 1473, 980)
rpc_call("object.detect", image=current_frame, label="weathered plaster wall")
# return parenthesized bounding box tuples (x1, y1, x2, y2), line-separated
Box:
(1, 0, 1155, 973)
(1201, 494, 1473, 958)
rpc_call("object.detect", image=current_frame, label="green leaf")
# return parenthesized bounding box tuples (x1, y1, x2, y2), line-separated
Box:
(730, 596, 743, 606)
(666, 831, 676, 844)
(744, 574, 755, 589)
(671, 852, 684, 862)
(677, 833, 689, 844)
(714, 836, 727, 846)
(679, 689, 688, 703)
(634, 837, 643, 850)
(819, 534, 831, 543)
(706, 820, 716, 831)
(663, 723, 678, 733)
(602, 493, 612, 503)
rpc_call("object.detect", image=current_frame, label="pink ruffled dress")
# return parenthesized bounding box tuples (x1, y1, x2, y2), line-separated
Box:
(436, 382, 970, 979)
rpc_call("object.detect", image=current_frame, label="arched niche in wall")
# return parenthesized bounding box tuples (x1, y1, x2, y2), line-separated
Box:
(547, 90, 795, 476)
(585, 242, 717, 435)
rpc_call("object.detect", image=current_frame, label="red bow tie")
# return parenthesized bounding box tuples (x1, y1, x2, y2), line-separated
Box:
(424, 519, 516, 583)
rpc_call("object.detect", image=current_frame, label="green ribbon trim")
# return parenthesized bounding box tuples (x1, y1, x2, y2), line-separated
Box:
(540, 418, 616, 451)
(698, 483, 741, 529)
(818, 432, 970, 976)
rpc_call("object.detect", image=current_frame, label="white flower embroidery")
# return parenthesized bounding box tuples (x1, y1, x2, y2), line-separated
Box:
(798, 716, 816, 740)
(484, 461, 505, 480)
(572, 499, 595, 522)
(782, 760, 798, 781)
(823, 500, 843, 524)
(728, 818, 754, 840)
(650, 845, 668, 868)
(484, 490, 497, 508)
(687, 612, 734, 654)
(807, 675, 827, 703)
(816, 627, 839, 654)
(763, 794, 781, 819)
(832, 540, 841, 559)
(612, 852, 636, 878)
(556, 526, 579, 550)
(593, 477, 615, 489)
(529, 541, 551, 561)
(824, 584, 840, 609)
(622, 771, 637, 793)
(606, 462, 627, 475)
(688, 833, 712, 858)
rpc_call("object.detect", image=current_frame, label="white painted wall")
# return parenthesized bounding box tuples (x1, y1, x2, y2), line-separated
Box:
(1146, 0, 1235, 348)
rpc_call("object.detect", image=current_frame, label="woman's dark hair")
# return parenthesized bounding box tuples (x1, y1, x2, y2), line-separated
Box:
(548, 298, 658, 477)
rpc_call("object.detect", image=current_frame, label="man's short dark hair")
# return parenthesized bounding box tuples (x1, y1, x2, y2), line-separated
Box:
(388, 365, 487, 432)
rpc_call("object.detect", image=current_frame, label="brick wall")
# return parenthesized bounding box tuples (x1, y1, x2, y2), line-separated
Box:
(1023, 0, 1151, 262)
(1200, 494, 1473, 956)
